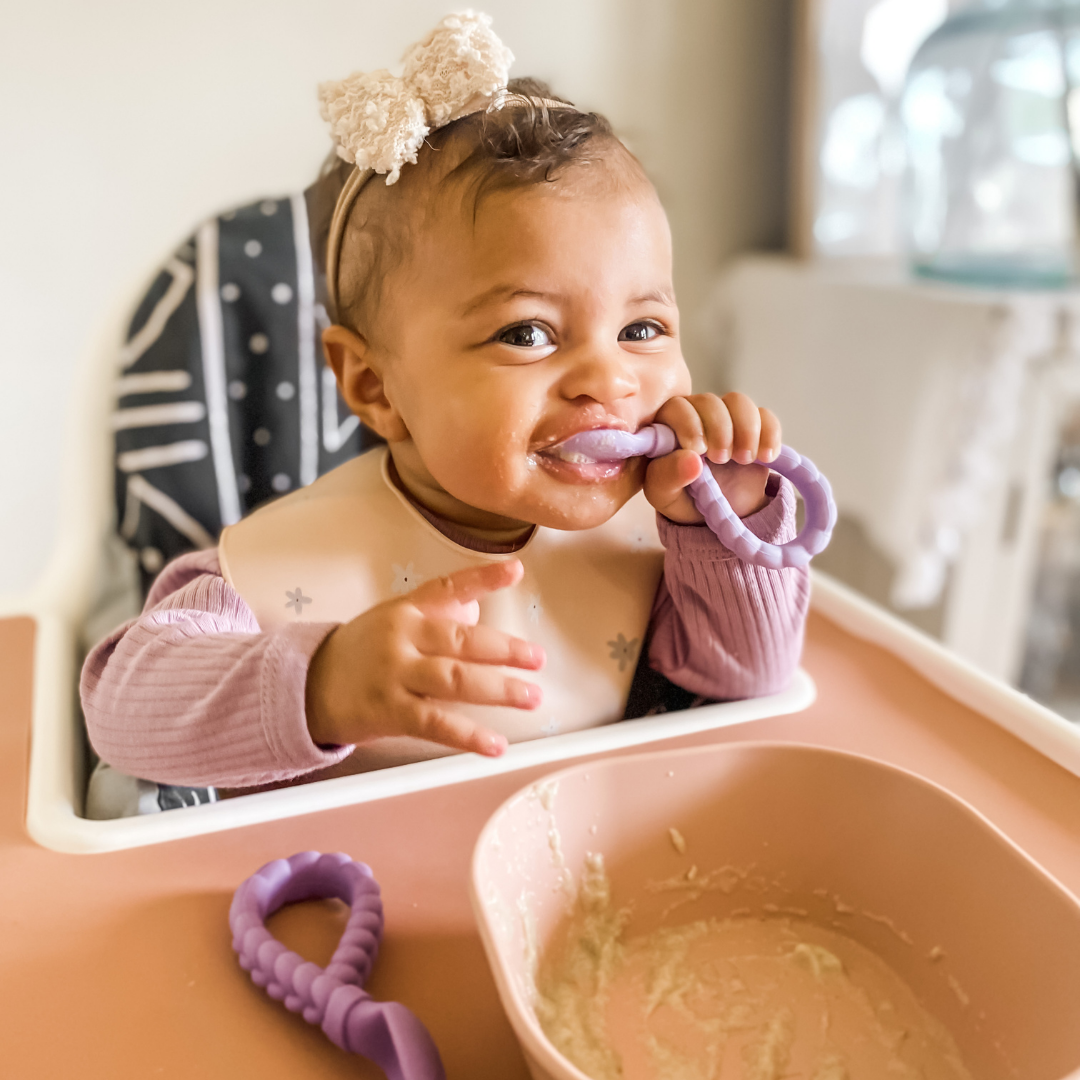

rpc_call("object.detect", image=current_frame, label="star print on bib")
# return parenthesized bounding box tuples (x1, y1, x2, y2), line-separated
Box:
(391, 562, 424, 595)
(285, 587, 312, 615)
(607, 632, 640, 672)
(526, 593, 544, 624)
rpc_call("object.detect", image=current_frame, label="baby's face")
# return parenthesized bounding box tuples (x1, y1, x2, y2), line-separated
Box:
(374, 160, 691, 531)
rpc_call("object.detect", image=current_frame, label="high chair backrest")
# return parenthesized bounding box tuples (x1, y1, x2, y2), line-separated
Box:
(112, 193, 380, 596)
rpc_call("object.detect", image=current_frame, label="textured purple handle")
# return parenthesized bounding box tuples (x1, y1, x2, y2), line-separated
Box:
(560, 424, 836, 570)
(230, 851, 445, 1080)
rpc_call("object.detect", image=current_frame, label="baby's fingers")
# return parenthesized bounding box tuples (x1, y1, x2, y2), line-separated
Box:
(410, 559, 523, 622)
(721, 392, 762, 464)
(407, 655, 542, 711)
(417, 619, 545, 670)
(757, 406, 782, 463)
(692, 394, 735, 465)
(405, 702, 509, 758)
(642, 449, 703, 524)
(655, 396, 708, 456)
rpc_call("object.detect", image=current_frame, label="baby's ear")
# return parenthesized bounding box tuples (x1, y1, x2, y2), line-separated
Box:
(322, 325, 409, 442)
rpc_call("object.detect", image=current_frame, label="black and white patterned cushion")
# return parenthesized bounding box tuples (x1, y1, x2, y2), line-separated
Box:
(114, 193, 381, 596)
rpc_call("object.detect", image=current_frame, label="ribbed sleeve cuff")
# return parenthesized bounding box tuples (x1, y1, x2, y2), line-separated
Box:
(261, 621, 355, 775)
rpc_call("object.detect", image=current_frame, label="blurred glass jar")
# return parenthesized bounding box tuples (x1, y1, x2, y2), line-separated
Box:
(902, 0, 1080, 287)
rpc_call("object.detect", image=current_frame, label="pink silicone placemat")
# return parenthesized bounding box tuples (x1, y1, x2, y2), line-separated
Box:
(1, 610, 1079, 1078)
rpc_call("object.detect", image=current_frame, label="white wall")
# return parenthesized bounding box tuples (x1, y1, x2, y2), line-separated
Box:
(0, 0, 791, 599)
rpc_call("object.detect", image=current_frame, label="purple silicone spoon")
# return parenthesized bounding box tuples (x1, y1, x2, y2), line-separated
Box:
(230, 851, 445, 1080)
(558, 424, 836, 570)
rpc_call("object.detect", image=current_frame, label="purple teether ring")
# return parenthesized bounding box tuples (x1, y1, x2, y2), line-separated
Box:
(230, 851, 445, 1080)
(559, 424, 836, 570)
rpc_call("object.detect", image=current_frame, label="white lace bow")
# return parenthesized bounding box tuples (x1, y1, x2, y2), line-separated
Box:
(318, 10, 514, 184)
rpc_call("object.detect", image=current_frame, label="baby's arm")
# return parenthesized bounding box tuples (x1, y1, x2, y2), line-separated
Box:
(81, 549, 351, 788)
(648, 477, 810, 699)
(642, 390, 810, 699)
(82, 553, 542, 788)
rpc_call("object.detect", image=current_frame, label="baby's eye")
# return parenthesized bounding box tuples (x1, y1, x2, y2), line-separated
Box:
(618, 320, 663, 343)
(498, 322, 553, 349)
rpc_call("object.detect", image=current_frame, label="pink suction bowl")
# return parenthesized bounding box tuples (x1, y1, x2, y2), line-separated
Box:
(470, 743, 1080, 1080)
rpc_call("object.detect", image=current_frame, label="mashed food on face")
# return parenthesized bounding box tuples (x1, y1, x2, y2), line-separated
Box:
(535, 855, 973, 1080)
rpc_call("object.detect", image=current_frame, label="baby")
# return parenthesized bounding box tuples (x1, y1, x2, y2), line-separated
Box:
(82, 13, 810, 790)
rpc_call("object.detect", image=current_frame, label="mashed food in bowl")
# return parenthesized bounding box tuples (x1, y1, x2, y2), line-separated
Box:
(536, 854, 973, 1080)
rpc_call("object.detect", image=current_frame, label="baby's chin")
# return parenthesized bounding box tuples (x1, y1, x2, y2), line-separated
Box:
(434, 456, 647, 532)
(526, 502, 632, 531)
(503, 476, 644, 532)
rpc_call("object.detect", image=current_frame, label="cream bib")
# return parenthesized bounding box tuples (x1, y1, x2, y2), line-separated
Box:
(219, 447, 665, 763)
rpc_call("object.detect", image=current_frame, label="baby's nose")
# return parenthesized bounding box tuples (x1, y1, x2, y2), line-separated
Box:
(559, 345, 639, 403)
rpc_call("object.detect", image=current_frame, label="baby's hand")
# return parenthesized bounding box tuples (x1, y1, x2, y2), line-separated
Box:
(644, 392, 780, 524)
(305, 560, 543, 757)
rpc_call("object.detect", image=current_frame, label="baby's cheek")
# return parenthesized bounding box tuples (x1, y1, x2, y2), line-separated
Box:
(654, 353, 693, 402)
(437, 436, 524, 507)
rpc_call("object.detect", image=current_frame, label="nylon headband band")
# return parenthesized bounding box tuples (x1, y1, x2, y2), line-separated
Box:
(324, 95, 577, 321)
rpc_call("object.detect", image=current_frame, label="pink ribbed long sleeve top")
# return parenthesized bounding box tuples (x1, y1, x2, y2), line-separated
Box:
(81, 476, 810, 788)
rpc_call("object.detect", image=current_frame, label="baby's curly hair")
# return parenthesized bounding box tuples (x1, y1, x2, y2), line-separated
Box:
(309, 78, 625, 334)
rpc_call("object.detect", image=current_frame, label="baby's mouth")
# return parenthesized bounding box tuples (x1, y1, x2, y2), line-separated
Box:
(534, 436, 627, 482)
(542, 443, 600, 465)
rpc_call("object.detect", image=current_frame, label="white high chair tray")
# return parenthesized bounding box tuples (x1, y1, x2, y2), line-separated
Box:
(23, 570, 1080, 855)
(23, 604, 814, 853)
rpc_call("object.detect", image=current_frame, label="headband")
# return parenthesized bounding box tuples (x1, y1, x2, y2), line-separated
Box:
(319, 11, 573, 319)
